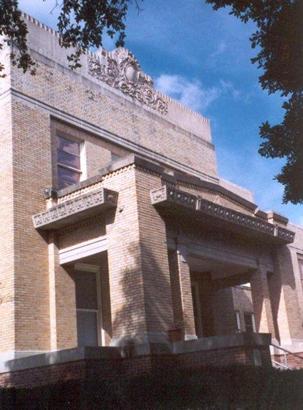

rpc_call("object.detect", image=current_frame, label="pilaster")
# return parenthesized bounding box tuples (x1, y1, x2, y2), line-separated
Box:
(48, 233, 77, 350)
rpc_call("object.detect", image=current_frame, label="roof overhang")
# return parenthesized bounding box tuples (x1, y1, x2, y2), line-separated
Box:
(151, 185, 294, 245)
(33, 187, 118, 230)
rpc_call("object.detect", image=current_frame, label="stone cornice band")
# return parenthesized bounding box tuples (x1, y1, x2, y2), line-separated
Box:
(33, 188, 117, 230)
(150, 185, 295, 244)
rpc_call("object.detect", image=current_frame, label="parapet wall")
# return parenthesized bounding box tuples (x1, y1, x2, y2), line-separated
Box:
(22, 13, 212, 143)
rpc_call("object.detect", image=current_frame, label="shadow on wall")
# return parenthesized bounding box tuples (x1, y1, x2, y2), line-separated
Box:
(252, 245, 300, 344)
(270, 245, 301, 343)
(111, 242, 181, 352)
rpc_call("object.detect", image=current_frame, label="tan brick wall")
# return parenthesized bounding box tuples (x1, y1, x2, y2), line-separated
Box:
(1, 17, 303, 359)
(212, 288, 236, 336)
(0, 93, 15, 352)
(58, 216, 106, 250)
(11, 101, 51, 351)
(99, 252, 112, 346)
(273, 247, 303, 342)
(102, 166, 147, 342)
(135, 168, 174, 336)
(168, 250, 184, 329)
(48, 234, 77, 350)
(10, 52, 217, 181)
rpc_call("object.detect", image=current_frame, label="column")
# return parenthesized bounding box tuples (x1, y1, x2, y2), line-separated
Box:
(177, 246, 197, 340)
(250, 263, 277, 339)
(273, 246, 303, 346)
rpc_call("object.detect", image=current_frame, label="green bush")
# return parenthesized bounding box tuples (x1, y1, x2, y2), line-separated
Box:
(1, 366, 303, 409)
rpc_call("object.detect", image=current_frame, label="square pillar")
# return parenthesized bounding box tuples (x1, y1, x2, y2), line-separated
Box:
(251, 264, 276, 339)
(177, 246, 197, 340)
(105, 166, 174, 346)
(272, 246, 303, 346)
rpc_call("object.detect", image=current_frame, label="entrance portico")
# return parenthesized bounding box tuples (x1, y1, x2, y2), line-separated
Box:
(27, 155, 300, 368)
(152, 183, 297, 349)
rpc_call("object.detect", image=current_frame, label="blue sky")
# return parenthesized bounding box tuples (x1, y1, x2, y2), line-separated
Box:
(19, 0, 302, 224)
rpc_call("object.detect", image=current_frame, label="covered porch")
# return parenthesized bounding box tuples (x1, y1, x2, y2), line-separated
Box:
(152, 184, 295, 348)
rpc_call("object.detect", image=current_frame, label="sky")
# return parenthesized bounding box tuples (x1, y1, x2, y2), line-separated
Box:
(19, 0, 303, 224)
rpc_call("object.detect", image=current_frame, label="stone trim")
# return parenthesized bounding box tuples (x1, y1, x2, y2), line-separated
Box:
(33, 187, 117, 230)
(59, 235, 108, 264)
(150, 185, 295, 244)
(0, 332, 271, 375)
(54, 154, 256, 214)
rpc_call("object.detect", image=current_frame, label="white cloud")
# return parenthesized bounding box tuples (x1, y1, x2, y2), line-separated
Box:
(210, 41, 227, 59)
(155, 74, 220, 112)
(219, 79, 241, 100)
(155, 74, 244, 112)
(217, 145, 303, 224)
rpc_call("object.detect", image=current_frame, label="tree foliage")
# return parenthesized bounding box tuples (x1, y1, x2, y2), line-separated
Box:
(206, 0, 303, 203)
(0, 0, 132, 74)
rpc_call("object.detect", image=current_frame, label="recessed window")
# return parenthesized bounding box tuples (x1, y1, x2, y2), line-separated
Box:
(235, 311, 241, 332)
(57, 135, 82, 189)
(72, 269, 101, 347)
(111, 152, 121, 163)
(244, 312, 256, 333)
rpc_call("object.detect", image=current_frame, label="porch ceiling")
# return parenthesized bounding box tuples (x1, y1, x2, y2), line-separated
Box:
(151, 185, 294, 245)
(189, 255, 250, 278)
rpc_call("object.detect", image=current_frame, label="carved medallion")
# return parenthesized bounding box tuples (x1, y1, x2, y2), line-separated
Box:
(88, 48, 168, 115)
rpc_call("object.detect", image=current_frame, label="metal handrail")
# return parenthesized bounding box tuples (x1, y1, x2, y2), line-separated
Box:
(271, 343, 303, 370)
(271, 343, 303, 360)
(271, 359, 289, 370)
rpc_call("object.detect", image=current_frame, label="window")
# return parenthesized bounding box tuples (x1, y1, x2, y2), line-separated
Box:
(57, 135, 82, 189)
(111, 152, 121, 163)
(244, 312, 256, 333)
(72, 268, 102, 347)
(235, 311, 241, 332)
(298, 257, 303, 282)
(191, 281, 203, 337)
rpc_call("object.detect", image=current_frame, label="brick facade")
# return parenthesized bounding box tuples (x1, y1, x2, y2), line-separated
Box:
(1, 13, 303, 386)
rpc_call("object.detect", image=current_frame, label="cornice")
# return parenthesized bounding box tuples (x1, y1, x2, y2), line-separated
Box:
(150, 185, 295, 244)
(33, 187, 117, 230)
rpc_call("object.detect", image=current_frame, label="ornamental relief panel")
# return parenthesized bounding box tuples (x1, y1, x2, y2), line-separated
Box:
(88, 48, 168, 115)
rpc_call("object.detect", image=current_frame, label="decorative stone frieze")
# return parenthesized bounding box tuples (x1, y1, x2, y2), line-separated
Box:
(88, 48, 168, 115)
(33, 188, 118, 230)
(150, 185, 295, 244)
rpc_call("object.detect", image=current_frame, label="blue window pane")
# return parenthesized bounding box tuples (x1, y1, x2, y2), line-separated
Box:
(57, 166, 80, 188)
(57, 149, 80, 169)
(77, 311, 98, 347)
(56, 136, 80, 155)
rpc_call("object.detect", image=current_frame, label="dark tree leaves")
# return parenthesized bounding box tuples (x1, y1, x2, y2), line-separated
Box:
(206, 0, 303, 204)
(259, 92, 303, 203)
(57, 0, 129, 69)
(0, 0, 133, 74)
(0, 0, 35, 76)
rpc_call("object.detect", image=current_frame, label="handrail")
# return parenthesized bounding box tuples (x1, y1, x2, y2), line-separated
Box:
(271, 343, 303, 360)
(271, 359, 289, 370)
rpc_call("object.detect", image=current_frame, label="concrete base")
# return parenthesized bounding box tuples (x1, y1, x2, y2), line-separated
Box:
(0, 333, 272, 388)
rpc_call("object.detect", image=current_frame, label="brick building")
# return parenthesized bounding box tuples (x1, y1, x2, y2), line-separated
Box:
(0, 14, 303, 386)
